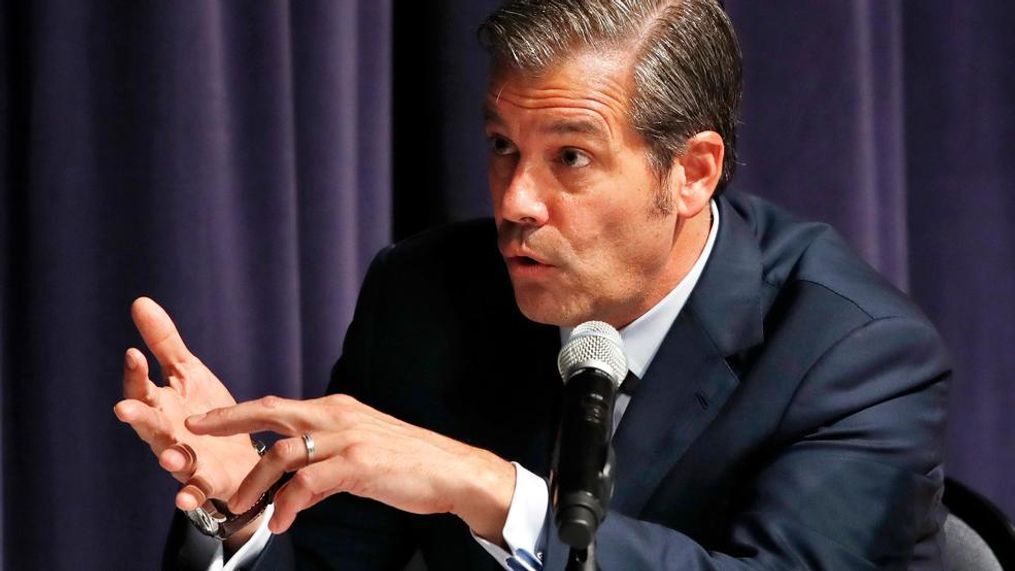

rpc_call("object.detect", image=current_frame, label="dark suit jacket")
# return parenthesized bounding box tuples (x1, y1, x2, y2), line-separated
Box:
(166, 190, 950, 570)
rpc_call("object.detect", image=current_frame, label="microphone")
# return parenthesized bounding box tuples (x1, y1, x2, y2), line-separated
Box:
(551, 321, 628, 549)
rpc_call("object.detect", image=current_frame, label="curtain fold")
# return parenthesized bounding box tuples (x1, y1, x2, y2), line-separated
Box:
(0, 1, 390, 568)
(904, 0, 1015, 514)
(728, 0, 911, 286)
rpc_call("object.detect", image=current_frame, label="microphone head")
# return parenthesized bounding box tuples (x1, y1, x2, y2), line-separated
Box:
(557, 321, 628, 387)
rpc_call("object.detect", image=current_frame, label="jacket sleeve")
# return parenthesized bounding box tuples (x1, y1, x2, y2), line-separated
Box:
(541, 316, 950, 570)
(255, 244, 420, 571)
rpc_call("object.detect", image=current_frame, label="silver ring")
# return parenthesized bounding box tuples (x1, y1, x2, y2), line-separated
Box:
(301, 433, 316, 466)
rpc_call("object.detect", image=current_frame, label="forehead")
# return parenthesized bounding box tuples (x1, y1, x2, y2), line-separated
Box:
(483, 50, 636, 134)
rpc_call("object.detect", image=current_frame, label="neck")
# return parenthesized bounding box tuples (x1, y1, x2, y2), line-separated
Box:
(609, 205, 713, 329)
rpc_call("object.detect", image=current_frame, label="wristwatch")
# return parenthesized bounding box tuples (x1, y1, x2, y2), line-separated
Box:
(183, 439, 293, 540)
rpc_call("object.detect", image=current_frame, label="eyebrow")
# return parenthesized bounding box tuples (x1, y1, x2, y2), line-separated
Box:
(482, 103, 504, 125)
(542, 118, 608, 139)
(482, 103, 609, 141)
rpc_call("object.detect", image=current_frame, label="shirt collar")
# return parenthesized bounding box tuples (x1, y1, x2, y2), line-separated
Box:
(560, 200, 720, 379)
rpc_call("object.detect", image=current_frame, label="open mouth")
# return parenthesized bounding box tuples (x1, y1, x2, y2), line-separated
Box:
(505, 255, 552, 273)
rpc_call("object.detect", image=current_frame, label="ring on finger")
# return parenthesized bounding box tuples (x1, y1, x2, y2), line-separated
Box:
(301, 432, 316, 466)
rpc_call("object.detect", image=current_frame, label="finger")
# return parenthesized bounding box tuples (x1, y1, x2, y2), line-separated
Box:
(114, 399, 174, 451)
(186, 396, 311, 436)
(171, 445, 230, 511)
(270, 467, 332, 534)
(131, 297, 193, 370)
(177, 468, 229, 511)
(122, 347, 157, 402)
(229, 436, 314, 513)
(160, 443, 198, 479)
(176, 483, 208, 511)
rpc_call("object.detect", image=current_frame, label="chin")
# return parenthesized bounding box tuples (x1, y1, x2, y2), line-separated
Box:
(512, 286, 588, 327)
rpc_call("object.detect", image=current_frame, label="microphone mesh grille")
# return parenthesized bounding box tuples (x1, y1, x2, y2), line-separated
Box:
(557, 321, 627, 387)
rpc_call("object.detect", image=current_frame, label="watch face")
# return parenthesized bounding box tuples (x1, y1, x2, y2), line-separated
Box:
(185, 507, 222, 535)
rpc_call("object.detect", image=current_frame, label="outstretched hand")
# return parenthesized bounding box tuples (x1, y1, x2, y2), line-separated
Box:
(113, 297, 260, 513)
(187, 393, 517, 543)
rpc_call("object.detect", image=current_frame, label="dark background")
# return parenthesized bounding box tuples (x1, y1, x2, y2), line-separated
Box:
(2, 1, 1013, 568)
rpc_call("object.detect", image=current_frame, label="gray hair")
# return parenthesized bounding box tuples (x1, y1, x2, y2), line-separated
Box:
(479, 0, 743, 193)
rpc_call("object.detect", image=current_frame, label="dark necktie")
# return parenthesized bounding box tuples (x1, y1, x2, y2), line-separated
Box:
(620, 370, 641, 396)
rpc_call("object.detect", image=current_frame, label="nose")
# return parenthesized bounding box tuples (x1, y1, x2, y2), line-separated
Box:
(498, 164, 549, 227)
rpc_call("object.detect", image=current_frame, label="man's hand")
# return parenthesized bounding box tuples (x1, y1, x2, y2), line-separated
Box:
(186, 394, 517, 544)
(113, 297, 261, 517)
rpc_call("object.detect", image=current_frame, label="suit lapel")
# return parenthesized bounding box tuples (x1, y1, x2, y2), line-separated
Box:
(610, 194, 765, 516)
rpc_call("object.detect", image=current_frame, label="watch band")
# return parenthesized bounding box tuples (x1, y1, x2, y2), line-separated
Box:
(183, 438, 293, 540)
(188, 474, 293, 539)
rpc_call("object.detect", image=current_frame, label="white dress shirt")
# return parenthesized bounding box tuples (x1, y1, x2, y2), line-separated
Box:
(474, 201, 720, 570)
(212, 504, 275, 571)
(218, 201, 720, 571)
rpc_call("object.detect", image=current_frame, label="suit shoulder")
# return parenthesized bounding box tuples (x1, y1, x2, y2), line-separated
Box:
(726, 191, 932, 324)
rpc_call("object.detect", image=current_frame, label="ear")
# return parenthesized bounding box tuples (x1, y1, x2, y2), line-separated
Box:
(669, 131, 724, 218)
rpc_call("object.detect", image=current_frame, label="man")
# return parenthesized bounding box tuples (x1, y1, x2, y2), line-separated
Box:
(116, 0, 950, 569)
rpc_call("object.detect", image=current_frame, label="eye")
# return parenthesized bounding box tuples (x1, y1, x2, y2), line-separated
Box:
(560, 148, 591, 168)
(488, 136, 518, 156)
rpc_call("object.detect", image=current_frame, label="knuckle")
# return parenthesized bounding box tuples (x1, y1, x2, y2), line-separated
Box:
(324, 394, 356, 413)
(260, 395, 285, 410)
(330, 393, 356, 406)
(343, 442, 371, 467)
(292, 468, 318, 492)
(271, 439, 300, 463)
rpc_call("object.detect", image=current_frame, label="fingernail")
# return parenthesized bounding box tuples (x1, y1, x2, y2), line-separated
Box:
(125, 352, 137, 370)
(188, 413, 206, 424)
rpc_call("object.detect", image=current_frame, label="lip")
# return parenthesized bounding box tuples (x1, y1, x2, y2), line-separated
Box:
(504, 254, 556, 277)
(500, 245, 550, 265)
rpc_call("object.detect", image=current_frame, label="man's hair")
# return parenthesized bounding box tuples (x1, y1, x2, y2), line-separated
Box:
(479, 0, 743, 193)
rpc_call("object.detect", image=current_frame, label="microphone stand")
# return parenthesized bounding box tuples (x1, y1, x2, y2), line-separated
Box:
(557, 443, 615, 571)
(566, 541, 598, 571)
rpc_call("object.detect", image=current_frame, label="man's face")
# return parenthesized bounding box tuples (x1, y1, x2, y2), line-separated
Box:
(484, 51, 687, 328)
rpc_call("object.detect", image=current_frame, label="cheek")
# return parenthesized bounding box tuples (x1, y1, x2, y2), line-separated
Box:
(574, 204, 671, 274)
(551, 211, 629, 290)
(557, 192, 637, 251)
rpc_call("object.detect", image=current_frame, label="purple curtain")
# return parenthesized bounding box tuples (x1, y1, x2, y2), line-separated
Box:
(720, 0, 1015, 518)
(902, 0, 1015, 514)
(1, 1, 390, 568)
(2, 0, 1014, 569)
(725, 0, 1015, 519)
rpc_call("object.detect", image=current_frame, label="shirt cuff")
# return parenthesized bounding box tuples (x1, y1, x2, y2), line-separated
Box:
(471, 462, 548, 571)
(205, 504, 275, 571)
